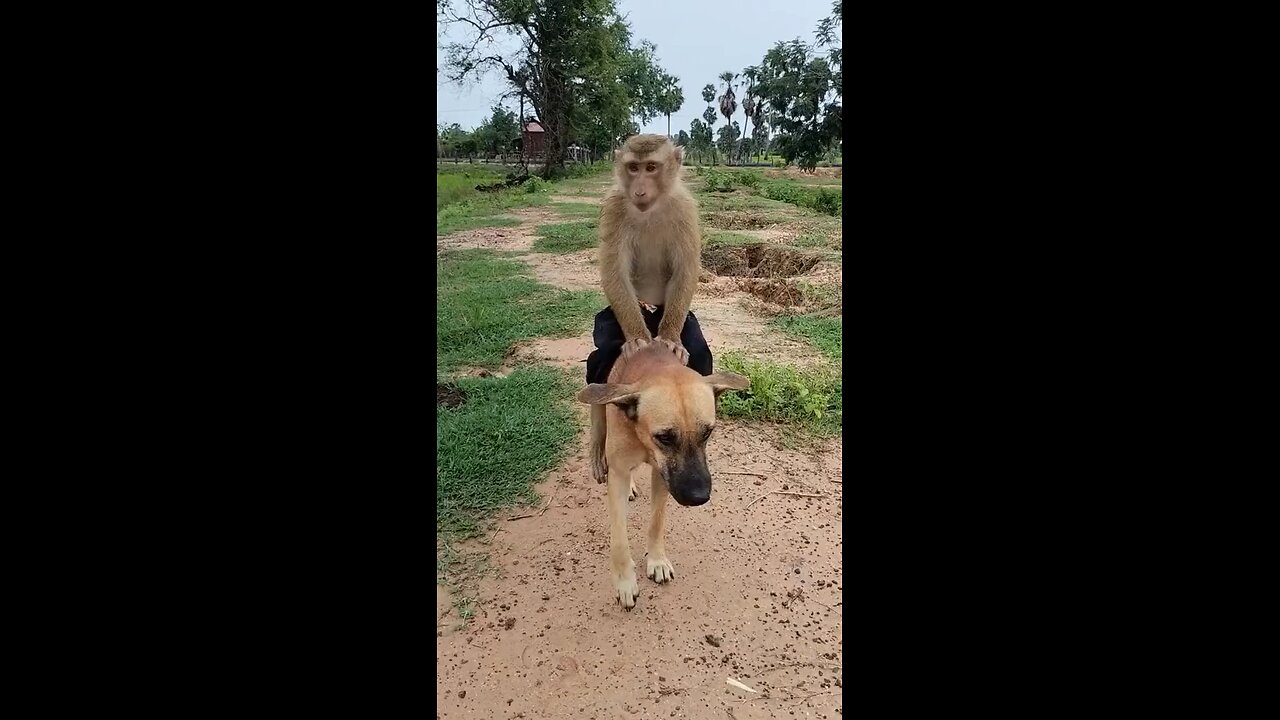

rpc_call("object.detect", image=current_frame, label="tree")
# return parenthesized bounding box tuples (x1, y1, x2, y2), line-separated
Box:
(752, 38, 839, 171)
(701, 106, 718, 165)
(655, 73, 684, 138)
(689, 119, 711, 164)
(741, 66, 759, 162)
(676, 129, 690, 147)
(473, 105, 521, 156)
(440, 0, 669, 178)
(717, 122, 741, 159)
(717, 72, 738, 163)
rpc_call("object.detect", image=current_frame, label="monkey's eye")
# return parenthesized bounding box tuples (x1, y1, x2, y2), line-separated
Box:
(700, 426, 714, 443)
(653, 430, 678, 447)
(627, 163, 640, 173)
(646, 163, 657, 172)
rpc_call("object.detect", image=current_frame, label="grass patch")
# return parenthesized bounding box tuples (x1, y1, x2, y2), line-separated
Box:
(437, 249, 602, 374)
(551, 202, 601, 218)
(702, 231, 760, 248)
(789, 232, 841, 251)
(758, 180, 842, 216)
(437, 365, 582, 537)
(717, 352, 842, 440)
(533, 220, 598, 253)
(770, 313, 842, 362)
(436, 177, 553, 236)
(437, 214, 522, 235)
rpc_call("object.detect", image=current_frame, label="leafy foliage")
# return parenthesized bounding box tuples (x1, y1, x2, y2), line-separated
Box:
(440, 0, 676, 178)
(716, 352, 842, 438)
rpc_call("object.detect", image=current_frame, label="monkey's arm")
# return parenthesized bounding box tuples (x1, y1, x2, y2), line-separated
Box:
(656, 217, 701, 342)
(599, 210, 652, 342)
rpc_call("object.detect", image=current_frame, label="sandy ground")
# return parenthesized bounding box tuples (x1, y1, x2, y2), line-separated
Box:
(438, 177, 843, 719)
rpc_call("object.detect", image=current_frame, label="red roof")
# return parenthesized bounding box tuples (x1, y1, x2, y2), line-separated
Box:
(524, 121, 545, 133)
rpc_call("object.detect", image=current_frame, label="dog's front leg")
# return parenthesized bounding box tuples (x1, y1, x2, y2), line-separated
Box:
(646, 472, 675, 584)
(608, 463, 640, 609)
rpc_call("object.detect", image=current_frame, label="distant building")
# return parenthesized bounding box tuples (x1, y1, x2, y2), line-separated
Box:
(522, 120, 545, 158)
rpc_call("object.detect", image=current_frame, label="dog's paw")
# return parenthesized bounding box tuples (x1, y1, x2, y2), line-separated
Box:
(591, 452, 607, 484)
(615, 572, 640, 609)
(628, 478, 639, 501)
(646, 555, 675, 584)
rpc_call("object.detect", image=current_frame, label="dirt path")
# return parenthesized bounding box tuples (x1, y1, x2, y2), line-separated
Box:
(438, 181, 843, 720)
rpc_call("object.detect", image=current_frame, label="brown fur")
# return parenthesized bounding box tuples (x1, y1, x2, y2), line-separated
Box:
(577, 343, 749, 609)
(593, 134, 702, 486)
(598, 134, 700, 343)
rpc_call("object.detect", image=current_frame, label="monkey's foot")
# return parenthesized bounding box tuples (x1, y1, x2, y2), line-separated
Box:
(655, 338, 689, 365)
(621, 337, 651, 358)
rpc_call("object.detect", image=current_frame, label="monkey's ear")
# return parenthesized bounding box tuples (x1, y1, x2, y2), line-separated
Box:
(671, 145, 684, 167)
(704, 372, 750, 398)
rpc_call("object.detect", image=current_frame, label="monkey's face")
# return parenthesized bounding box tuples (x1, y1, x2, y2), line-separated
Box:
(615, 135, 684, 212)
(578, 365, 750, 507)
(623, 157, 663, 212)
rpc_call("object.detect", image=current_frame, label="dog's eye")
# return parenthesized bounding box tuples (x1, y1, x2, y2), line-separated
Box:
(653, 431, 678, 447)
(701, 426, 714, 442)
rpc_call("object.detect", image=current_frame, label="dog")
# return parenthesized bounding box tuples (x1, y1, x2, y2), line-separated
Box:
(577, 341, 750, 609)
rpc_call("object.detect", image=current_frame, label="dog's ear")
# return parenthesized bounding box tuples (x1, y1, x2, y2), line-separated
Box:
(577, 383, 640, 421)
(704, 372, 750, 398)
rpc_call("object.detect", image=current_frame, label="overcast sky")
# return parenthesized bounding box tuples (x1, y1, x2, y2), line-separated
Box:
(436, 0, 834, 136)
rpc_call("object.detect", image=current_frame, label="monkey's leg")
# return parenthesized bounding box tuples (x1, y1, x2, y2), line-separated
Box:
(646, 472, 675, 584)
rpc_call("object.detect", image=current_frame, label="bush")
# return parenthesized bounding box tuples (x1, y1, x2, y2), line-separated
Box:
(716, 353, 842, 438)
(812, 188, 841, 215)
(702, 168, 736, 192)
(524, 176, 548, 193)
(736, 171, 761, 188)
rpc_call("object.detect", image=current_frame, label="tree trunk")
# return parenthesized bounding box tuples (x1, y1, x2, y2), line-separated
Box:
(666, 113, 671, 138)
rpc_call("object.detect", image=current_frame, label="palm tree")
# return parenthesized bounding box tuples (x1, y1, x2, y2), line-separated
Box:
(657, 73, 684, 139)
(701, 106, 718, 165)
(717, 72, 738, 163)
(741, 66, 759, 163)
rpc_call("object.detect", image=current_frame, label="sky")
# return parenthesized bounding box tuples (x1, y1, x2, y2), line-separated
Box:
(436, 0, 834, 137)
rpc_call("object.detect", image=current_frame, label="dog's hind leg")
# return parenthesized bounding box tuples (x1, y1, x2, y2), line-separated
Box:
(608, 462, 640, 609)
(590, 404, 608, 483)
(646, 473, 676, 584)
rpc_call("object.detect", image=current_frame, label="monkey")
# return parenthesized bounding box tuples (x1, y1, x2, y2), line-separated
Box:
(585, 134, 713, 495)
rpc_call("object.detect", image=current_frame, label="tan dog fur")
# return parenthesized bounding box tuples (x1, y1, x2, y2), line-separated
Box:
(578, 343, 749, 609)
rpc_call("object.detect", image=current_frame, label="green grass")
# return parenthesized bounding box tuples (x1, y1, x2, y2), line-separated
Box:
(551, 202, 601, 219)
(758, 180, 842, 216)
(436, 249, 602, 374)
(436, 167, 509, 210)
(437, 190, 551, 235)
(716, 352, 842, 441)
(703, 231, 760, 248)
(437, 365, 582, 537)
(533, 220, 598, 253)
(770, 313, 842, 362)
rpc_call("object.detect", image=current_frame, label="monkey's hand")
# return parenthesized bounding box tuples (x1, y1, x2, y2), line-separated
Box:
(655, 338, 689, 365)
(621, 337, 652, 358)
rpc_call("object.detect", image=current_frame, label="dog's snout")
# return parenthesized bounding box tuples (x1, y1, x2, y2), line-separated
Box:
(667, 466, 712, 507)
(679, 487, 710, 506)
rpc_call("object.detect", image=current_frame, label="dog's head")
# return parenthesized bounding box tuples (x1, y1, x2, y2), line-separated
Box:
(578, 368, 750, 507)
